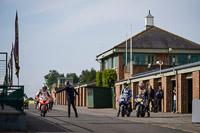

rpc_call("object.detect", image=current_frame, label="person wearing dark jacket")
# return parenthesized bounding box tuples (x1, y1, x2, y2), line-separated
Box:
(148, 86, 154, 112)
(63, 81, 79, 118)
(154, 86, 164, 113)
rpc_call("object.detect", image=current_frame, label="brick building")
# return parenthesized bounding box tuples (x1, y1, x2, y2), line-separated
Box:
(115, 61, 200, 113)
(95, 11, 200, 113)
(96, 11, 200, 81)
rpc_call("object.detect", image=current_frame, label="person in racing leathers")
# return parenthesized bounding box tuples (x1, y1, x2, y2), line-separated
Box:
(117, 82, 132, 117)
(139, 83, 150, 117)
(35, 86, 52, 110)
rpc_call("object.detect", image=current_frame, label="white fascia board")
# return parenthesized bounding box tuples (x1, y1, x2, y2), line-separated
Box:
(115, 48, 169, 53)
(114, 48, 200, 54)
(170, 49, 200, 54)
(96, 49, 115, 60)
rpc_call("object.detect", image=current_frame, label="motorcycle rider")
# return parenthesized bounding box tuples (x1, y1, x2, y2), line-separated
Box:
(117, 82, 132, 117)
(35, 86, 52, 110)
(139, 83, 150, 117)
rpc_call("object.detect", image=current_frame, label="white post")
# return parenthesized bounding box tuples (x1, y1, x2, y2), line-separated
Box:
(126, 32, 127, 66)
(130, 24, 132, 76)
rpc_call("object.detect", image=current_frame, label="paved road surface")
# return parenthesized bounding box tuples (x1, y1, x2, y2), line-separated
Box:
(25, 105, 200, 133)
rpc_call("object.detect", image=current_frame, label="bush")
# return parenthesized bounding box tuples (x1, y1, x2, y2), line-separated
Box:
(102, 69, 117, 87)
(96, 71, 102, 87)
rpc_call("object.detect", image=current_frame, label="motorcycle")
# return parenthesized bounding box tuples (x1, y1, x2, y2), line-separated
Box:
(135, 94, 146, 117)
(38, 94, 50, 117)
(119, 96, 131, 117)
(23, 97, 29, 109)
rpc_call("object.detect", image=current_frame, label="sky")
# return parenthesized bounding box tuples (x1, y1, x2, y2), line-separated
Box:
(1, 0, 200, 98)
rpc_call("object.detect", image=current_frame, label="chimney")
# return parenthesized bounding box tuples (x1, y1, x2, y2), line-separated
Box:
(145, 10, 154, 29)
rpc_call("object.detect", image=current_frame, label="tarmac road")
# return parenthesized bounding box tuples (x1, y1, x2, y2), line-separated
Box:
(25, 105, 199, 133)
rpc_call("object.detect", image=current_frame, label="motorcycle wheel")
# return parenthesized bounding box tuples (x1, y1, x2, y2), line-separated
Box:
(141, 106, 145, 117)
(127, 111, 131, 117)
(42, 106, 46, 117)
(136, 105, 140, 117)
(121, 106, 125, 117)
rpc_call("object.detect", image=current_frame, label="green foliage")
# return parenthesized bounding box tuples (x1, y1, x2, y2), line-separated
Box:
(66, 73, 79, 84)
(102, 69, 117, 87)
(79, 68, 96, 84)
(44, 70, 64, 89)
(28, 97, 34, 100)
(96, 71, 102, 87)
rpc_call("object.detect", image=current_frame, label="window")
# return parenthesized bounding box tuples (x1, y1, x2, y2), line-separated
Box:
(178, 54, 188, 65)
(104, 56, 118, 70)
(60, 79, 65, 85)
(113, 56, 118, 68)
(123, 53, 146, 65)
(169, 55, 177, 65)
(147, 54, 155, 65)
(134, 54, 145, 65)
(189, 54, 200, 63)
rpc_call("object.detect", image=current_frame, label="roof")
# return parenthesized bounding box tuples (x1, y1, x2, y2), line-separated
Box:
(146, 10, 153, 18)
(116, 26, 200, 50)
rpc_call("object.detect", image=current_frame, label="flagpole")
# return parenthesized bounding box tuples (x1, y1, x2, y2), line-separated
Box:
(126, 32, 127, 66)
(130, 24, 132, 76)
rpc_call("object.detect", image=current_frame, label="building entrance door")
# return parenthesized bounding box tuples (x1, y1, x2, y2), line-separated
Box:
(187, 79, 193, 113)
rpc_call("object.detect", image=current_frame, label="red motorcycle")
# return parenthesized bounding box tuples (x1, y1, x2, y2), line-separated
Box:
(38, 94, 50, 117)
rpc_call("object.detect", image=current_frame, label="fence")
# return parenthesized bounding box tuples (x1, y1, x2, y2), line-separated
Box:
(0, 53, 7, 86)
(0, 85, 24, 112)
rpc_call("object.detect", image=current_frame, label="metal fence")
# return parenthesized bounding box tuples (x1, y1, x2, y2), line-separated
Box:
(0, 85, 24, 112)
(0, 53, 7, 86)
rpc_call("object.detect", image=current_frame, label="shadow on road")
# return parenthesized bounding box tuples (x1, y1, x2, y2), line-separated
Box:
(27, 113, 73, 132)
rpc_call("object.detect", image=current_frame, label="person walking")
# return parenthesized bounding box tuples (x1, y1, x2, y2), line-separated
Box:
(172, 88, 176, 113)
(63, 80, 79, 118)
(154, 86, 164, 113)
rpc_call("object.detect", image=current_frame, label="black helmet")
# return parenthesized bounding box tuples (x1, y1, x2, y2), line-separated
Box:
(42, 86, 47, 90)
(123, 82, 128, 86)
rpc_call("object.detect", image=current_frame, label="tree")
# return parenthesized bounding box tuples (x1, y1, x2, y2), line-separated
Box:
(44, 70, 64, 89)
(28, 97, 34, 100)
(66, 73, 79, 84)
(79, 68, 96, 84)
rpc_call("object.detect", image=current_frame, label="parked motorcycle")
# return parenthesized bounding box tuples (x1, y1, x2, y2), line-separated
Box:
(37, 94, 50, 117)
(135, 94, 146, 117)
(119, 96, 131, 117)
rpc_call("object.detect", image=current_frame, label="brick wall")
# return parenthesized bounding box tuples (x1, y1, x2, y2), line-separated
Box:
(162, 76, 172, 112)
(193, 71, 200, 99)
(117, 53, 124, 80)
(177, 74, 187, 113)
(149, 79, 159, 110)
(115, 85, 121, 109)
(132, 82, 138, 109)
(155, 53, 169, 65)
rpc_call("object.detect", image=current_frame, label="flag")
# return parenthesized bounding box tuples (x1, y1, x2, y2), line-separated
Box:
(7, 44, 14, 86)
(11, 43, 14, 85)
(7, 58, 11, 85)
(14, 11, 20, 78)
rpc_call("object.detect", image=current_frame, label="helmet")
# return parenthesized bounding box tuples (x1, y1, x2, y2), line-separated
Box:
(42, 86, 47, 91)
(139, 83, 144, 90)
(123, 82, 129, 88)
